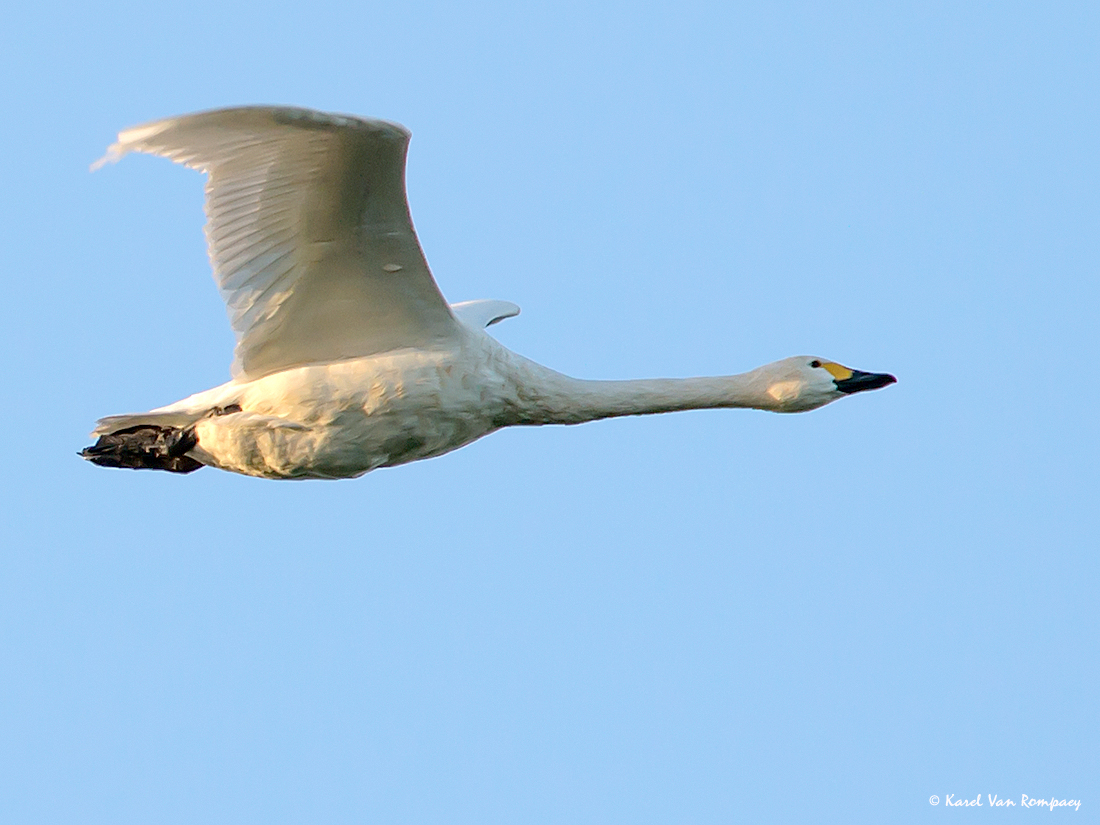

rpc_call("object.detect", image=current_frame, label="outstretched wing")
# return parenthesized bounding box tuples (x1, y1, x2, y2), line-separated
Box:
(95, 106, 460, 379)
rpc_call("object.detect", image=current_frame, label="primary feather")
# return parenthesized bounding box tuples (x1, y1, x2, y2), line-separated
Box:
(95, 107, 458, 379)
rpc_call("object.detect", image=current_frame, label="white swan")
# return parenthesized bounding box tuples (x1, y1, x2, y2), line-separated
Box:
(82, 106, 895, 480)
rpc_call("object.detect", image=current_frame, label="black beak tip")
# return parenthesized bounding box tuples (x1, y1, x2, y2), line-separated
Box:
(836, 370, 897, 394)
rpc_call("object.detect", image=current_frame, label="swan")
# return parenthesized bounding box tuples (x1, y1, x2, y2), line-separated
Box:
(81, 106, 896, 480)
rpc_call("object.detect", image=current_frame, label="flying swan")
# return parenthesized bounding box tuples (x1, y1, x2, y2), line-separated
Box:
(82, 106, 896, 480)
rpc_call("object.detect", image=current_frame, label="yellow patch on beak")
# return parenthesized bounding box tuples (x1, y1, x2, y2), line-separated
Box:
(821, 362, 853, 381)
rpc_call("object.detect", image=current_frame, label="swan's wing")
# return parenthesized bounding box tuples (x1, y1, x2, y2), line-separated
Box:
(449, 299, 520, 330)
(95, 106, 460, 379)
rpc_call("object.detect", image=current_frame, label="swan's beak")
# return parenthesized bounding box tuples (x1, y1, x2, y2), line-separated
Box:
(834, 370, 897, 394)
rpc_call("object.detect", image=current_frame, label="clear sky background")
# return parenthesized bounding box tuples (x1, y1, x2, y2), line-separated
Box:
(1, 2, 1096, 823)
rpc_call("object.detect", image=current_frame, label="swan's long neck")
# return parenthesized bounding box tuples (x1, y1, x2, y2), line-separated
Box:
(505, 359, 775, 426)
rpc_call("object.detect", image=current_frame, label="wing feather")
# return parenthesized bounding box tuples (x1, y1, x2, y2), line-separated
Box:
(95, 106, 459, 378)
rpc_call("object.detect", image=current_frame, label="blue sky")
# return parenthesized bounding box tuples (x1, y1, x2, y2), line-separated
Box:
(1, 1, 1096, 822)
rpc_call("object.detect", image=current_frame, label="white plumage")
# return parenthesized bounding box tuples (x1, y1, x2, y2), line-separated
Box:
(83, 106, 895, 480)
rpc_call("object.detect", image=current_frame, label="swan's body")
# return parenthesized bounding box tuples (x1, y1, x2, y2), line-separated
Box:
(83, 106, 895, 480)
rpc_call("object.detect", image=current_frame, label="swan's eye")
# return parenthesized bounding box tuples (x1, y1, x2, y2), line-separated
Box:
(810, 360, 821, 368)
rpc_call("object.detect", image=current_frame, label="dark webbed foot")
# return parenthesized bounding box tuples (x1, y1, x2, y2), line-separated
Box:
(81, 424, 203, 473)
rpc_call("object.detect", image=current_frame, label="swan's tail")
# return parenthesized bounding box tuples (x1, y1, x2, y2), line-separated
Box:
(80, 421, 204, 473)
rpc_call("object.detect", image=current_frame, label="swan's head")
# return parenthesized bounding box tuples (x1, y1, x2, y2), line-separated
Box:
(757, 356, 896, 412)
